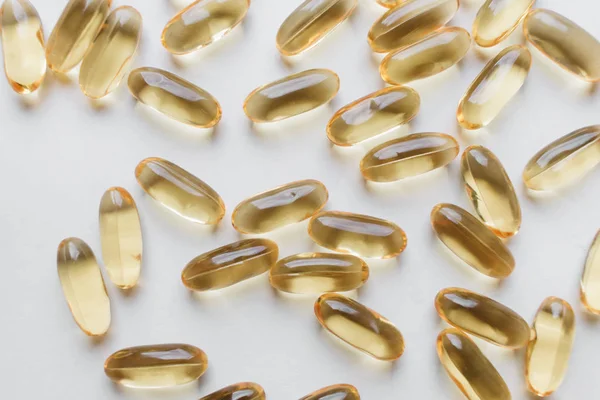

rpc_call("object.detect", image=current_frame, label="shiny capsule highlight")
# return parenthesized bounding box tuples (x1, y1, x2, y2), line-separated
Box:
(377, 0, 403, 7)
(582, 230, 600, 314)
(473, 0, 534, 47)
(300, 384, 360, 400)
(200, 382, 265, 400)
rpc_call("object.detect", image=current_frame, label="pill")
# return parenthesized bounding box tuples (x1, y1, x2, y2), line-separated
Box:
(200, 382, 265, 400)
(360, 133, 459, 182)
(315, 293, 404, 360)
(299, 384, 360, 400)
(232, 179, 328, 234)
(582, 230, 600, 314)
(327, 86, 420, 146)
(473, 0, 534, 47)
(135, 157, 225, 224)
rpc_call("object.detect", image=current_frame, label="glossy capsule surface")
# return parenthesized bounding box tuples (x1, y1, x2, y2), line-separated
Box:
(104, 344, 208, 388)
(327, 86, 420, 146)
(473, 0, 534, 47)
(377, 0, 403, 7)
(360, 133, 459, 182)
(135, 157, 225, 224)
(582, 230, 600, 314)
(200, 382, 265, 400)
(315, 293, 404, 360)
(300, 384, 360, 400)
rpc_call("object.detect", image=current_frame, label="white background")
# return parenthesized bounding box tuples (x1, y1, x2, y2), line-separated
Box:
(2, 0, 599, 398)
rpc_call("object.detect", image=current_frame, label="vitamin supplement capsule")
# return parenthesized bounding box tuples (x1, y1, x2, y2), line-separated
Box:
(104, 344, 208, 388)
(79, 6, 142, 99)
(430, 203, 515, 278)
(135, 157, 225, 224)
(162, 0, 250, 55)
(45, 0, 112, 73)
(57, 238, 111, 336)
(327, 86, 420, 146)
(232, 179, 328, 234)
(360, 133, 459, 182)
(300, 384, 360, 400)
(128, 67, 222, 128)
(437, 328, 512, 400)
(0, 0, 46, 94)
(526, 297, 575, 396)
(368, 0, 459, 53)
(99, 187, 143, 289)
(461, 146, 521, 238)
(435, 287, 530, 348)
(315, 293, 404, 360)
(457, 45, 531, 130)
(182, 239, 278, 291)
(243, 69, 340, 123)
(200, 382, 265, 400)
(473, 0, 534, 47)
(581, 230, 600, 314)
(309, 211, 407, 259)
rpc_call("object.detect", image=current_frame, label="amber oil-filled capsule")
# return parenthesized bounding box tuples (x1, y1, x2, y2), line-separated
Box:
(300, 384, 360, 400)
(327, 86, 420, 146)
(200, 382, 265, 400)
(135, 157, 225, 224)
(57, 238, 111, 336)
(526, 297, 575, 396)
(582, 230, 600, 314)
(104, 344, 208, 388)
(473, 0, 534, 47)
(315, 293, 404, 360)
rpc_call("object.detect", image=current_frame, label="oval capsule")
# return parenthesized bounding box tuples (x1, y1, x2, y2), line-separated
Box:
(327, 86, 420, 146)
(135, 157, 225, 224)
(582, 230, 600, 314)
(104, 344, 208, 388)
(473, 0, 534, 47)
(200, 382, 265, 400)
(315, 293, 404, 360)
(300, 384, 360, 400)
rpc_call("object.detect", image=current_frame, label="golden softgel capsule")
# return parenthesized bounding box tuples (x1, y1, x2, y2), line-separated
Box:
(200, 382, 265, 400)
(582, 230, 600, 314)
(1, 0, 46, 93)
(473, 0, 534, 47)
(315, 293, 404, 360)
(79, 6, 142, 99)
(327, 86, 420, 146)
(57, 238, 111, 336)
(128, 67, 222, 128)
(104, 344, 208, 388)
(526, 297, 575, 397)
(300, 384, 360, 400)
(162, 0, 250, 55)
(135, 157, 225, 224)
(360, 133, 459, 182)
(457, 45, 531, 130)
(232, 179, 328, 234)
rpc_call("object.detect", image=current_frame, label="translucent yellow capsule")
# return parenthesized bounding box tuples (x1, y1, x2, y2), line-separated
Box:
(45, 0, 112, 73)
(300, 384, 360, 400)
(243, 69, 340, 123)
(57, 238, 111, 336)
(200, 382, 265, 400)
(430, 203, 515, 278)
(79, 6, 142, 99)
(315, 293, 404, 360)
(526, 297, 575, 397)
(135, 157, 225, 224)
(582, 230, 600, 314)
(162, 0, 250, 55)
(457, 45, 531, 130)
(104, 344, 208, 388)
(327, 86, 420, 146)
(360, 133, 459, 182)
(128, 67, 222, 128)
(435, 287, 530, 348)
(473, 0, 534, 47)
(461, 145, 521, 238)
(0, 0, 46, 94)
(368, 0, 459, 53)
(309, 211, 407, 259)
(376, 0, 403, 8)
(232, 179, 328, 234)
(437, 328, 512, 400)
(523, 125, 600, 191)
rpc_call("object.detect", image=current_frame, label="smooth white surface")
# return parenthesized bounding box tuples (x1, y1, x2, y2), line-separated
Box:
(1, 0, 599, 398)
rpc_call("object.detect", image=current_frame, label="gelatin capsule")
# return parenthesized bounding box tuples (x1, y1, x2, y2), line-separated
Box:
(526, 297, 575, 397)
(473, 0, 534, 47)
(104, 344, 208, 388)
(162, 0, 250, 55)
(276, 0, 357, 56)
(300, 384, 360, 400)
(135, 157, 225, 224)
(243, 69, 340, 123)
(57, 238, 111, 336)
(232, 179, 328, 234)
(368, 0, 459, 53)
(128, 67, 222, 128)
(327, 86, 420, 146)
(457, 45, 531, 130)
(461, 145, 521, 238)
(309, 211, 407, 259)
(200, 382, 265, 400)
(430, 203, 515, 278)
(1, 0, 46, 94)
(582, 230, 600, 314)
(79, 6, 142, 99)
(360, 133, 459, 182)
(435, 287, 530, 348)
(315, 293, 404, 360)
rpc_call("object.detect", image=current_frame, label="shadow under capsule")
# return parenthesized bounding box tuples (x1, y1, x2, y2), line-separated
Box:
(473, 27, 527, 61)
(249, 102, 334, 137)
(108, 369, 210, 398)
